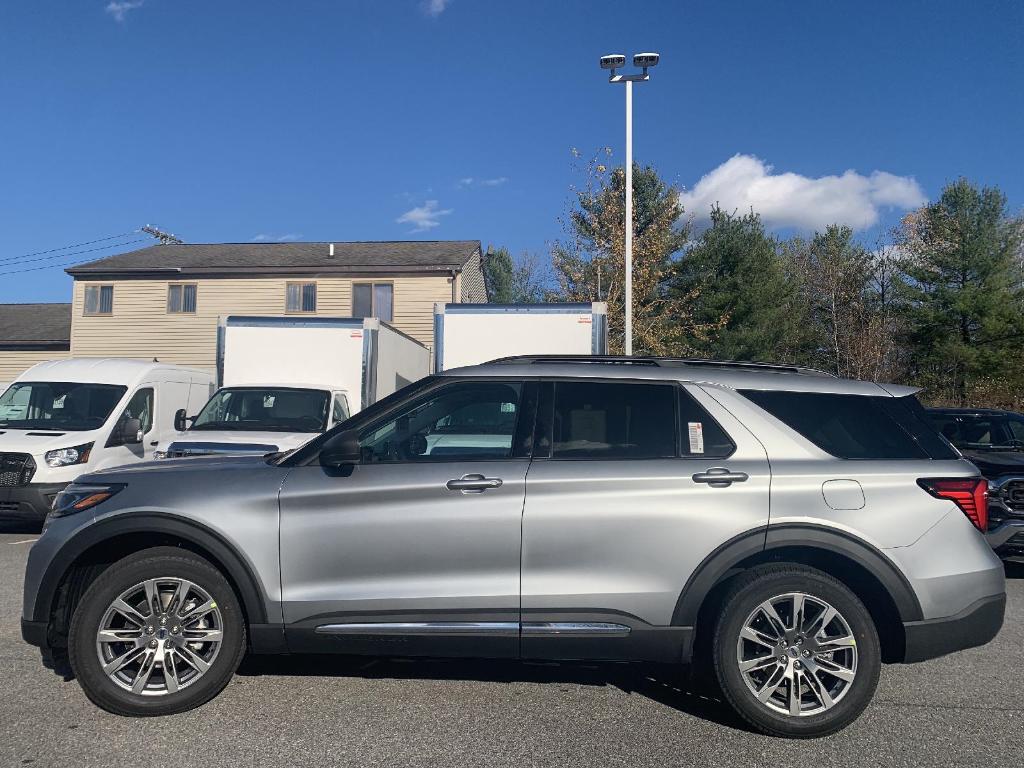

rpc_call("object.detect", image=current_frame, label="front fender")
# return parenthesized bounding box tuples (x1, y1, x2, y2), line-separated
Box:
(24, 512, 283, 652)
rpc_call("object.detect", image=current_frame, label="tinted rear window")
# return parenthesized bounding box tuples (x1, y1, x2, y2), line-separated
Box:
(741, 390, 958, 460)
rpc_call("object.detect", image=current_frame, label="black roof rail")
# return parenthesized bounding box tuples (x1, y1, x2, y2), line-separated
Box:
(488, 355, 660, 367)
(487, 354, 835, 377)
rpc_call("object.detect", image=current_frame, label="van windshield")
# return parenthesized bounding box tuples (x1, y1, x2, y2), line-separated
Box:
(190, 387, 330, 433)
(0, 381, 128, 431)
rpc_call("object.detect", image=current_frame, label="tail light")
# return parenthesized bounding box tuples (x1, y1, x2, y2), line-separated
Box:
(917, 477, 988, 532)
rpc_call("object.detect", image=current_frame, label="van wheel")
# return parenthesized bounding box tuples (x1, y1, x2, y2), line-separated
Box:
(68, 547, 246, 716)
(712, 564, 880, 738)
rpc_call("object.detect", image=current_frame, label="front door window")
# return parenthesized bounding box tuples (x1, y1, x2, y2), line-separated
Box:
(122, 387, 154, 434)
(359, 381, 524, 462)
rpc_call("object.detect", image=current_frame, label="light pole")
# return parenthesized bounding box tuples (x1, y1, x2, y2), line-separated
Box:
(599, 52, 659, 356)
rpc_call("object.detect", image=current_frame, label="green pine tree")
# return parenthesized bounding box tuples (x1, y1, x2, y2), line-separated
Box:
(900, 179, 1024, 405)
(673, 207, 808, 363)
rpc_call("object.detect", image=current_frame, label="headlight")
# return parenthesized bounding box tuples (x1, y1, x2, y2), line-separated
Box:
(44, 442, 95, 468)
(49, 483, 125, 518)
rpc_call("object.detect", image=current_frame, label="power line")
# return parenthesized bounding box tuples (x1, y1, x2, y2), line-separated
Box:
(0, 239, 147, 277)
(0, 238, 147, 268)
(1, 231, 138, 263)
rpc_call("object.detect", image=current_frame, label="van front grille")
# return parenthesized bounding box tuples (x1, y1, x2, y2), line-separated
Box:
(0, 453, 35, 487)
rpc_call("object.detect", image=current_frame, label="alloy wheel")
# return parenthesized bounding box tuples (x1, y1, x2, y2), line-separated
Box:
(735, 591, 858, 716)
(94, 577, 224, 696)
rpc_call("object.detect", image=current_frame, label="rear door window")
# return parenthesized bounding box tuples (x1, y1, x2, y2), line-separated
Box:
(741, 390, 958, 460)
(551, 381, 676, 459)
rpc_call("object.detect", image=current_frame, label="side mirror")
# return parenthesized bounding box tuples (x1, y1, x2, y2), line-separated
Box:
(174, 408, 189, 432)
(319, 429, 361, 468)
(122, 418, 143, 445)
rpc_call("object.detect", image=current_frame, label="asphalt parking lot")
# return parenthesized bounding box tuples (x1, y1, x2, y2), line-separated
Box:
(1, 521, 1021, 768)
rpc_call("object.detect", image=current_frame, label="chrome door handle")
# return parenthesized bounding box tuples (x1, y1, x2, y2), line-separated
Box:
(446, 474, 503, 493)
(692, 468, 749, 487)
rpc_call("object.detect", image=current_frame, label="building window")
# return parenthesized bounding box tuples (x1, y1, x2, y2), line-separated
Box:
(83, 285, 114, 315)
(286, 282, 317, 313)
(353, 282, 393, 322)
(167, 283, 197, 314)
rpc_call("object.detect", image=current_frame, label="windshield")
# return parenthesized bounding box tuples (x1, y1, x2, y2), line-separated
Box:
(0, 381, 127, 431)
(929, 411, 1024, 452)
(190, 387, 330, 433)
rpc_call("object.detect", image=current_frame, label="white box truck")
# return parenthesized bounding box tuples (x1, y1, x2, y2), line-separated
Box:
(162, 316, 430, 458)
(432, 302, 608, 370)
(0, 358, 213, 521)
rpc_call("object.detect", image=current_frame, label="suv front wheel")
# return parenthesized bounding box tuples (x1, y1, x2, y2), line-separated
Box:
(68, 547, 246, 716)
(712, 564, 881, 738)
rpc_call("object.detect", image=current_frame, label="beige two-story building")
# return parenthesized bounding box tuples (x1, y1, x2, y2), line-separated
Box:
(65, 240, 486, 373)
(0, 303, 71, 388)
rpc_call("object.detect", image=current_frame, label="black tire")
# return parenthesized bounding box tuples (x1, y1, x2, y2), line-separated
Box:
(68, 546, 246, 716)
(712, 563, 881, 738)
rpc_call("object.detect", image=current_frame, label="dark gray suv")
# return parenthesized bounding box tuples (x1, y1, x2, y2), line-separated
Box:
(22, 357, 1006, 738)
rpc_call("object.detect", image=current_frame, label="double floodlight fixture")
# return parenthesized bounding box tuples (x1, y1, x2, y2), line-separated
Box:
(599, 54, 626, 70)
(600, 51, 660, 81)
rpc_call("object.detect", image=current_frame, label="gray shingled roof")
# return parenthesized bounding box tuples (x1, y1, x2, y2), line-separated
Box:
(66, 241, 482, 277)
(0, 303, 71, 347)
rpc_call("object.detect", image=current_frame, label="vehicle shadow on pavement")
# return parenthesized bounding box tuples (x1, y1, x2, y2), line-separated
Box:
(0, 518, 43, 534)
(237, 655, 749, 731)
(1006, 561, 1024, 579)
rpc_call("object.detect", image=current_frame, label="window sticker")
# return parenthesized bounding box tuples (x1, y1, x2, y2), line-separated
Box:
(263, 396, 276, 408)
(688, 422, 705, 454)
(53, 395, 66, 409)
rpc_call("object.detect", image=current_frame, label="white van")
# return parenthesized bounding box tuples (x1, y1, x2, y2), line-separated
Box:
(0, 358, 213, 520)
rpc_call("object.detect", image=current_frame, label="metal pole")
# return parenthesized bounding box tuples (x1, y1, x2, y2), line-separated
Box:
(624, 79, 633, 356)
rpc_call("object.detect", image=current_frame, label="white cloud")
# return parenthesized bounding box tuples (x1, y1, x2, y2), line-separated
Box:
(251, 233, 302, 242)
(105, 0, 144, 22)
(421, 0, 450, 17)
(457, 176, 507, 189)
(678, 154, 927, 231)
(396, 200, 453, 233)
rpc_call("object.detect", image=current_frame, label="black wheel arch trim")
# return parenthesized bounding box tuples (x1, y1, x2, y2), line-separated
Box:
(672, 522, 923, 626)
(31, 512, 270, 627)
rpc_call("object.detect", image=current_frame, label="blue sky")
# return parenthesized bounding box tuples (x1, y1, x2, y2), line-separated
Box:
(1, 0, 1021, 303)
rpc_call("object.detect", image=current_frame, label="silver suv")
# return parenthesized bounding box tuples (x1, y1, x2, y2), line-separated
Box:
(22, 357, 1006, 738)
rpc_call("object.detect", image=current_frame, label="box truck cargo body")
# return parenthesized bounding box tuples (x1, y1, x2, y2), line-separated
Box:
(162, 316, 430, 458)
(433, 302, 608, 370)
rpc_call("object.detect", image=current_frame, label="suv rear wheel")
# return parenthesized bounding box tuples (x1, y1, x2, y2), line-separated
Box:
(712, 564, 880, 738)
(68, 547, 246, 716)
